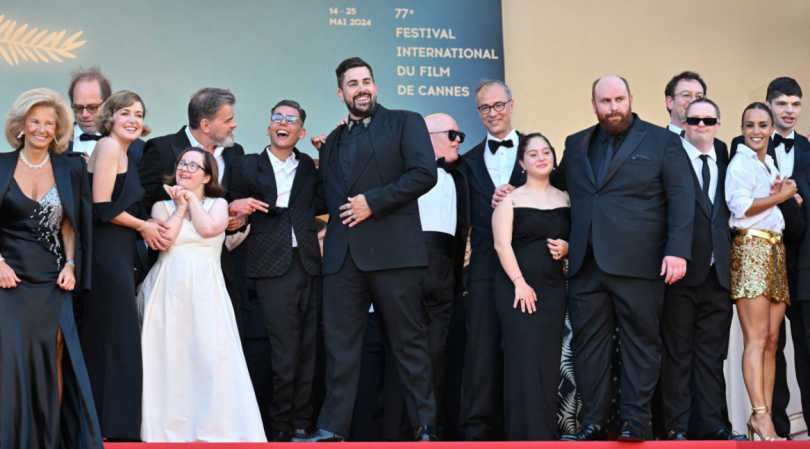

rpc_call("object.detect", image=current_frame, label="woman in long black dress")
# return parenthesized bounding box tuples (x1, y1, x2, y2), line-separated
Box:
(492, 133, 570, 440)
(83, 90, 164, 440)
(0, 88, 101, 448)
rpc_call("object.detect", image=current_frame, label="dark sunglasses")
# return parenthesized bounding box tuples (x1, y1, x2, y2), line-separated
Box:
(429, 130, 465, 143)
(271, 114, 301, 125)
(685, 117, 718, 126)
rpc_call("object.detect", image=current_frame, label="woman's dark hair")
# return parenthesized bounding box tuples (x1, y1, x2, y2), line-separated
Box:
(517, 133, 557, 168)
(740, 102, 774, 127)
(314, 218, 327, 233)
(164, 147, 226, 198)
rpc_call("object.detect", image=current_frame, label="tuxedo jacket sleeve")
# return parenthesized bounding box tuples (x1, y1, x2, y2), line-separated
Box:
(363, 111, 437, 218)
(661, 132, 696, 259)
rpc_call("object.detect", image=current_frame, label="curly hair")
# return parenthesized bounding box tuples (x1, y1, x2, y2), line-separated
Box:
(94, 90, 151, 138)
(5, 88, 73, 153)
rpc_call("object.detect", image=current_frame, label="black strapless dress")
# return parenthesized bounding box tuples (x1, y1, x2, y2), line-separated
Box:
(82, 160, 144, 440)
(493, 207, 570, 441)
(0, 180, 103, 449)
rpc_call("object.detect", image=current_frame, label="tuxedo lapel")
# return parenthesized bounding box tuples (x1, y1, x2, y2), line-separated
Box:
(507, 132, 526, 186)
(600, 121, 647, 188)
(469, 142, 496, 195)
(689, 167, 710, 219)
(320, 126, 342, 191)
(768, 136, 778, 170)
(257, 151, 278, 202)
(351, 107, 390, 191)
(51, 155, 76, 228)
(578, 127, 598, 187)
(711, 160, 727, 222)
(289, 148, 311, 201)
(221, 147, 236, 188)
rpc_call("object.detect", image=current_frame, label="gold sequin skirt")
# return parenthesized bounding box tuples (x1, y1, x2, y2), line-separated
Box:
(730, 229, 790, 304)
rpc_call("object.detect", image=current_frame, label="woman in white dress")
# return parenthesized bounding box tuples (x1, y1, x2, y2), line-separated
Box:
(138, 147, 266, 442)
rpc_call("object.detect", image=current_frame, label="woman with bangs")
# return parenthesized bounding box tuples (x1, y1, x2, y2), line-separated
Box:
(83, 90, 163, 441)
(0, 88, 100, 448)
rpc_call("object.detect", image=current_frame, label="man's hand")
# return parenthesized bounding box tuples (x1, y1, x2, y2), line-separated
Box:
(661, 255, 687, 284)
(796, 193, 804, 207)
(227, 212, 247, 231)
(229, 198, 269, 216)
(310, 134, 328, 151)
(339, 194, 371, 227)
(492, 184, 514, 208)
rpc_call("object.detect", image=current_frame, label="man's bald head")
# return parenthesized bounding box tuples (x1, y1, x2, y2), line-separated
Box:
(425, 113, 460, 163)
(592, 75, 631, 101)
(591, 74, 634, 135)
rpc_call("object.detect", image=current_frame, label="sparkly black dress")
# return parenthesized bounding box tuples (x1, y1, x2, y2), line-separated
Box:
(82, 158, 144, 440)
(493, 207, 570, 441)
(0, 179, 102, 449)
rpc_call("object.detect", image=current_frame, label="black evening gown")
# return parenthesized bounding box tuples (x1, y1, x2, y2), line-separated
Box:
(0, 180, 103, 449)
(494, 207, 570, 441)
(82, 157, 144, 439)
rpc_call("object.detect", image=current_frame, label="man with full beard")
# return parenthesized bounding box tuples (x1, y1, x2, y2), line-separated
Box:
(297, 57, 438, 442)
(553, 75, 694, 442)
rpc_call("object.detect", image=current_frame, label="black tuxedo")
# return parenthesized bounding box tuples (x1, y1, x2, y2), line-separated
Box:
(552, 114, 694, 427)
(733, 132, 810, 436)
(659, 142, 735, 435)
(314, 104, 438, 437)
(138, 126, 245, 336)
(230, 147, 322, 432)
(458, 133, 525, 440)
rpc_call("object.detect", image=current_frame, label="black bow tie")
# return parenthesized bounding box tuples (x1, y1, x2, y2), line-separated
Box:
(436, 157, 456, 173)
(79, 133, 101, 142)
(488, 138, 513, 154)
(773, 134, 795, 153)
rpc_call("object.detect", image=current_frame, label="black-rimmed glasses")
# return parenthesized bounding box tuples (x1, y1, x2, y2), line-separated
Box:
(477, 101, 509, 115)
(71, 104, 101, 114)
(430, 130, 465, 143)
(176, 160, 206, 173)
(271, 114, 301, 125)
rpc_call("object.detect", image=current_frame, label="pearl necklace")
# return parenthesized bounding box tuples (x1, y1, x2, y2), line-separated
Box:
(20, 151, 50, 169)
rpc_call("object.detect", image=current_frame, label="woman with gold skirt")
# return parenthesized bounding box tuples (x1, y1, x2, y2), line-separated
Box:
(725, 102, 798, 441)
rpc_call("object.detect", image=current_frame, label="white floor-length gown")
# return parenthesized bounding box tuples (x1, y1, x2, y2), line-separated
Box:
(139, 199, 266, 442)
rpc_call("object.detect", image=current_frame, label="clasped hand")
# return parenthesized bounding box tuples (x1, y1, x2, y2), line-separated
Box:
(769, 175, 800, 204)
(339, 195, 370, 227)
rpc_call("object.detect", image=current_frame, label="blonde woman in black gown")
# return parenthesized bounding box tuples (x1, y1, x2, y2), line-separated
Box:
(492, 133, 570, 440)
(0, 88, 100, 448)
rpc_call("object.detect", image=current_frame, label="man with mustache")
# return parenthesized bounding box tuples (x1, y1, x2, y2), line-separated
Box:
(729, 77, 810, 440)
(553, 75, 694, 442)
(297, 57, 438, 442)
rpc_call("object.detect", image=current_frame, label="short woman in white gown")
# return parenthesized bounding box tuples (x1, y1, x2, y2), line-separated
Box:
(138, 147, 266, 442)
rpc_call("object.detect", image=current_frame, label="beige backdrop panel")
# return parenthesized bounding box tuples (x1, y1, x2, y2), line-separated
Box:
(502, 0, 810, 155)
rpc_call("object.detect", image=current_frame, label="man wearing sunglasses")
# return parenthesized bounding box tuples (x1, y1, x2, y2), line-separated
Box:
(230, 100, 324, 442)
(382, 113, 469, 441)
(659, 99, 743, 441)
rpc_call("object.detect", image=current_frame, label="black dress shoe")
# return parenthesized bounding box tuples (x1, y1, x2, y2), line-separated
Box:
(291, 428, 345, 442)
(617, 420, 646, 442)
(666, 428, 688, 440)
(702, 429, 748, 441)
(411, 424, 439, 442)
(291, 429, 312, 440)
(271, 429, 292, 442)
(560, 424, 608, 441)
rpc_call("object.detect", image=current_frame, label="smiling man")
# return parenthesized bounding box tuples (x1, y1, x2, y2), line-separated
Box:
(298, 57, 438, 442)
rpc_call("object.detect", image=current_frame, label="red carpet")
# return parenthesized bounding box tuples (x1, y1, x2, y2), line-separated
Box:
(105, 442, 807, 448)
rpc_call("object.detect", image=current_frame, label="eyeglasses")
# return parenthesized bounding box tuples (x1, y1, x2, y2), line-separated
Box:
(71, 104, 101, 114)
(176, 160, 206, 173)
(430, 130, 465, 143)
(477, 101, 510, 115)
(685, 117, 718, 126)
(673, 91, 704, 102)
(271, 114, 301, 125)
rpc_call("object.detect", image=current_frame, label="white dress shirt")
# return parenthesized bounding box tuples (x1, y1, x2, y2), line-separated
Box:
(667, 123, 685, 136)
(72, 123, 101, 155)
(418, 167, 457, 236)
(483, 128, 519, 187)
(185, 126, 225, 183)
(267, 149, 299, 247)
(773, 129, 796, 178)
(725, 144, 785, 233)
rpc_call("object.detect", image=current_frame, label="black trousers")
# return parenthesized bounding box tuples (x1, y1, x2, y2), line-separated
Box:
(660, 267, 733, 435)
(349, 312, 386, 442)
(384, 250, 455, 440)
(256, 249, 317, 431)
(568, 250, 665, 427)
(782, 301, 810, 433)
(317, 252, 435, 436)
(459, 279, 505, 440)
(442, 294, 467, 441)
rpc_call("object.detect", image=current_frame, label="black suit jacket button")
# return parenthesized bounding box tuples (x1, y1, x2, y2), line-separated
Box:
(594, 193, 599, 198)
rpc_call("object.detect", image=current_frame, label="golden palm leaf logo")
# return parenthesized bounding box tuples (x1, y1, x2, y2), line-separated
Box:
(0, 15, 86, 66)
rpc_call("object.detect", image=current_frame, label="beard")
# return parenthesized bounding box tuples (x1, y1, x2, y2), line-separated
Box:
(210, 130, 235, 148)
(597, 108, 633, 135)
(344, 92, 377, 119)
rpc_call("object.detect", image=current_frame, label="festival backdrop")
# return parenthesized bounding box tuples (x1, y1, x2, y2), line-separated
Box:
(0, 0, 504, 156)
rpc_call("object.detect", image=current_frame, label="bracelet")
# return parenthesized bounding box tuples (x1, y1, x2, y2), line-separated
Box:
(0, 257, 5, 264)
(66, 260, 75, 269)
(136, 221, 147, 232)
(512, 275, 523, 283)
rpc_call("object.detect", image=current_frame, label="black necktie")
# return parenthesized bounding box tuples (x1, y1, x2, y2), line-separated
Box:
(596, 136, 616, 185)
(679, 130, 685, 138)
(488, 139, 513, 154)
(699, 154, 713, 211)
(79, 133, 101, 142)
(773, 133, 795, 153)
